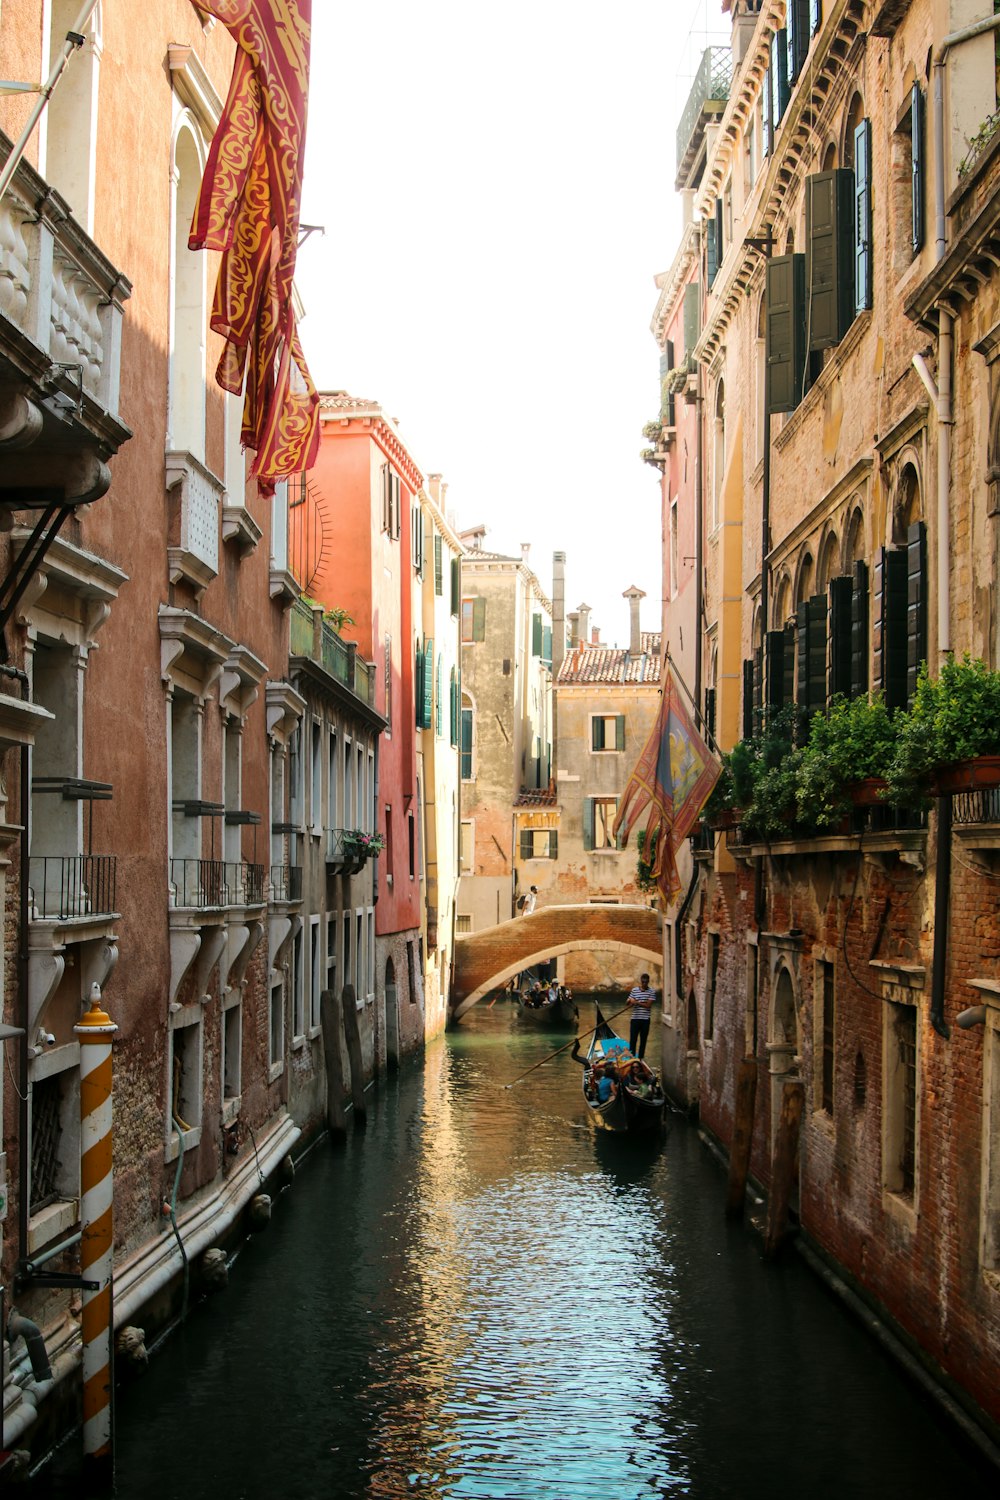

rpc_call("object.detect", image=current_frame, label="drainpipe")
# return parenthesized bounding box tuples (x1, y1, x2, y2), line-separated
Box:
(6, 1308, 52, 1383)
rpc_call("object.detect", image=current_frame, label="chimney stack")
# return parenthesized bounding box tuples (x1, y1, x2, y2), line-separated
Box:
(427, 472, 448, 510)
(577, 602, 591, 649)
(520, 542, 531, 566)
(552, 552, 566, 675)
(567, 610, 580, 651)
(623, 585, 646, 656)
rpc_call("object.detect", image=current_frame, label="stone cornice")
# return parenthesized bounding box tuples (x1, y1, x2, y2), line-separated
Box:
(650, 222, 700, 344)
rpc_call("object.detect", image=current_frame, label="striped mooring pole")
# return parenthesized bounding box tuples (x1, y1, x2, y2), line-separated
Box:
(74, 983, 118, 1472)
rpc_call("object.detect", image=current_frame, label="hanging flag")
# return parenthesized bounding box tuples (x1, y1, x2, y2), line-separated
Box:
(612, 668, 720, 904)
(189, 1, 319, 488)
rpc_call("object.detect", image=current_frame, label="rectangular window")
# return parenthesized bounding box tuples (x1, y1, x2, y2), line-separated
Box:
(385, 804, 394, 878)
(411, 501, 424, 573)
(806, 169, 855, 350)
(326, 913, 337, 992)
(367, 909, 375, 998)
(519, 828, 559, 859)
(310, 717, 322, 829)
(532, 613, 542, 656)
(983, 1013, 1000, 1269)
(810, 0, 822, 35)
(450, 556, 460, 615)
(434, 532, 443, 594)
(669, 499, 679, 599)
(745, 941, 759, 1055)
(874, 547, 909, 712)
(172, 1018, 203, 1132)
(796, 594, 828, 716)
(817, 960, 835, 1114)
(884, 1000, 917, 1200)
(591, 714, 625, 752)
(461, 597, 486, 642)
(356, 911, 363, 996)
(459, 820, 474, 873)
(342, 914, 351, 1000)
(384, 635, 392, 729)
(854, 117, 873, 314)
(309, 915, 321, 1030)
(910, 83, 924, 256)
(787, 0, 810, 84)
(269, 977, 284, 1070)
(408, 811, 415, 878)
(291, 924, 304, 1039)
(828, 576, 853, 701)
(705, 933, 720, 1040)
(460, 705, 473, 780)
(223, 1000, 242, 1102)
(456, 913, 472, 934)
(584, 797, 619, 851)
(770, 30, 790, 131)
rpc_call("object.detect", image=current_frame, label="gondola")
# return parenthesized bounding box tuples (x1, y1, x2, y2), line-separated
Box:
(577, 1007, 665, 1134)
(515, 987, 579, 1027)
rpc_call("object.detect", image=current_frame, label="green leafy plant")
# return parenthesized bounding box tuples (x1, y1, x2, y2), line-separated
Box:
(795, 694, 895, 830)
(958, 108, 1000, 178)
(886, 656, 1000, 802)
(325, 607, 355, 633)
(727, 706, 806, 842)
(342, 829, 384, 854)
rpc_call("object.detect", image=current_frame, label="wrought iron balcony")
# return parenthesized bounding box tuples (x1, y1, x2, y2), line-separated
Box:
(29, 855, 116, 921)
(952, 787, 1000, 828)
(676, 47, 732, 186)
(269, 864, 302, 903)
(289, 597, 376, 707)
(325, 828, 371, 872)
(221, 859, 267, 906)
(169, 857, 228, 910)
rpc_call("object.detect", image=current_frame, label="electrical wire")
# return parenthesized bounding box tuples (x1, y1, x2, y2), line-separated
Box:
(5, 1044, 27, 1102)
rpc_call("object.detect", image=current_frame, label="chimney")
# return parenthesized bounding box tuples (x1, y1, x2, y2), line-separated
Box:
(567, 610, 580, 650)
(520, 542, 531, 566)
(624, 585, 646, 656)
(552, 552, 566, 675)
(427, 472, 448, 510)
(591, 628, 600, 645)
(577, 602, 591, 649)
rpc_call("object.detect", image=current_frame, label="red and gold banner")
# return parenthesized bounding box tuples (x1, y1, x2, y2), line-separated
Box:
(613, 668, 720, 905)
(190, 1, 319, 487)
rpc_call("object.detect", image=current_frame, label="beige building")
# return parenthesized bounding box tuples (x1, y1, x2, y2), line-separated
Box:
(456, 532, 552, 933)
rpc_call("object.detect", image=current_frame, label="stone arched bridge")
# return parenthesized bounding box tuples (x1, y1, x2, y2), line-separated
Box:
(451, 903, 663, 1019)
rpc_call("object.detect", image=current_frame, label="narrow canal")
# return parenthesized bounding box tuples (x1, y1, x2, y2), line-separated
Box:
(46, 1004, 989, 1497)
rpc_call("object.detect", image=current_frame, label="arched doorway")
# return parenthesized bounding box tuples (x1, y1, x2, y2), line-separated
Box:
(385, 957, 399, 1072)
(768, 966, 798, 1148)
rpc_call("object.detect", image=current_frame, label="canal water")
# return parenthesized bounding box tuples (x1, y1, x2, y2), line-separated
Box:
(41, 1003, 989, 1498)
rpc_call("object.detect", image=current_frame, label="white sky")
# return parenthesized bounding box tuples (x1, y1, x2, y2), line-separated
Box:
(297, 0, 729, 649)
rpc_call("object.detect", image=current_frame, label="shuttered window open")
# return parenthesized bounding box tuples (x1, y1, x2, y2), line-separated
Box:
(705, 687, 716, 741)
(796, 596, 828, 716)
(472, 597, 486, 641)
(532, 613, 542, 656)
(753, 646, 764, 732)
(762, 64, 771, 158)
(783, 621, 796, 706)
(874, 548, 908, 711)
(423, 638, 434, 729)
(911, 83, 925, 256)
(854, 117, 873, 314)
(828, 575, 853, 700)
(771, 31, 790, 130)
(766, 253, 806, 413)
(707, 216, 719, 289)
(906, 520, 927, 704)
(806, 170, 855, 349)
(433, 533, 443, 594)
(742, 657, 755, 741)
(787, 0, 810, 84)
(766, 629, 786, 712)
(850, 560, 869, 698)
(414, 640, 424, 727)
(683, 282, 700, 354)
(810, 0, 822, 35)
(660, 339, 675, 426)
(450, 557, 460, 615)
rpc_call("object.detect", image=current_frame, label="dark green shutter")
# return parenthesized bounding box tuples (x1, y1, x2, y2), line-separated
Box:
(806, 170, 854, 349)
(753, 646, 764, 733)
(542, 625, 552, 663)
(591, 717, 604, 751)
(435, 654, 443, 734)
(683, 282, 700, 354)
(705, 687, 716, 740)
(449, 670, 458, 745)
(707, 216, 718, 288)
(771, 32, 790, 128)
(850, 560, 869, 698)
(906, 521, 927, 704)
(911, 83, 924, 256)
(854, 117, 873, 314)
(828, 576, 853, 700)
(807, 594, 828, 713)
(783, 621, 796, 707)
(520, 830, 532, 860)
(450, 557, 460, 614)
(810, 0, 822, 35)
(661, 339, 675, 425)
(548, 830, 558, 860)
(715, 197, 724, 270)
(423, 638, 433, 728)
(460, 707, 472, 778)
(532, 613, 542, 656)
(766, 253, 806, 413)
(472, 597, 486, 641)
(743, 658, 755, 741)
(875, 548, 908, 711)
(796, 602, 810, 712)
(615, 714, 625, 751)
(788, 0, 809, 83)
(433, 533, 443, 594)
(583, 799, 595, 852)
(766, 629, 786, 711)
(415, 640, 424, 727)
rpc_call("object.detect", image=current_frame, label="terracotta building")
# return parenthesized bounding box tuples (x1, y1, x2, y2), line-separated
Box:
(654, 0, 1000, 1444)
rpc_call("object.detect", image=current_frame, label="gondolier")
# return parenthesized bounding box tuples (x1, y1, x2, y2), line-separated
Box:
(626, 974, 656, 1059)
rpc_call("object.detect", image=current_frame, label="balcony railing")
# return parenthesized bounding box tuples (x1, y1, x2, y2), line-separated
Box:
(170, 858, 227, 910)
(269, 864, 303, 903)
(676, 47, 732, 180)
(953, 788, 1000, 826)
(29, 855, 117, 921)
(221, 860, 267, 906)
(289, 597, 376, 707)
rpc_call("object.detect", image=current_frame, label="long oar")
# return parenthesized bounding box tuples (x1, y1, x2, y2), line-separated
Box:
(502, 1004, 631, 1089)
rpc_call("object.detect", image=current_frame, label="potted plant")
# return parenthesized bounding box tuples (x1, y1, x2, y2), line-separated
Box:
(737, 706, 806, 842)
(886, 656, 1000, 802)
(342, 829, 385, 865)
(794, 694, 895, 831)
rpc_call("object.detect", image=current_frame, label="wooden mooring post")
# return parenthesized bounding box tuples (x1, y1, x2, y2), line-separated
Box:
(763, 1079, 804, 1259)
(320, 988, 347, 1138)
(725, 1057, 758, 1220)
(340, 983, 367, 1126)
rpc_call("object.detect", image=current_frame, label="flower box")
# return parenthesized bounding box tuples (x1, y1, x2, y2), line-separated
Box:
(848, 777, 889, 807)
(930, 756, 1000, 796)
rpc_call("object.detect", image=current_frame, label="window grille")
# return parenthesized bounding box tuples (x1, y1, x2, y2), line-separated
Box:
(31, 1073, 64, 1212)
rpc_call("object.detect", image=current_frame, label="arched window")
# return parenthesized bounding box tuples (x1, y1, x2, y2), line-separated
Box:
(712, 380, 726, 528)
(43, 1, 102, 233)
(460, 692, 474, 780)
(169, 119, 208, 460)
(821, 140, 837, 173)
(795, 551, 815, 608)
(817, 530, 840, 593)
(845, 506, 866, 570)
(843, 93, 865, 169)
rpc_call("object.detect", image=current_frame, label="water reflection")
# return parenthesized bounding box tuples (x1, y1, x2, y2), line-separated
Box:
(35, 1003, 990, 1498)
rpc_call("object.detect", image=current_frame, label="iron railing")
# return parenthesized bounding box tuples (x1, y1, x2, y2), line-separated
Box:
(289, 596, 376, 706)
(220, 860, 267, 905)
(676, 47, 732, 175)
(953, 787, 1000, 825)
(269, 864, 303, 903)
(169, 857, 227, 909)
(29, 855, 117, 920)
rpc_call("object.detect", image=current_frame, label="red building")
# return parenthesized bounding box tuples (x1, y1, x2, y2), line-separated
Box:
(291, 394, 426, 1058)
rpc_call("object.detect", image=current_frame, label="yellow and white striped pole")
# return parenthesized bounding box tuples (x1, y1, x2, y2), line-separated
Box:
(74, 982, 118, 1472)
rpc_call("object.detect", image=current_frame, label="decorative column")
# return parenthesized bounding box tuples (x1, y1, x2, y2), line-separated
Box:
(74, 983, 118, 1471)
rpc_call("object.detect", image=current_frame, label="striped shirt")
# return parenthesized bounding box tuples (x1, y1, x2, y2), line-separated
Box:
(627, 985, 655, 1021)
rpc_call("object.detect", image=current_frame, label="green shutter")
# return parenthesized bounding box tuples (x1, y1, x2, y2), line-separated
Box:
(911, 83, 925, 255)
(906, 521, 927, 704)
(807, 594, 828, 714)
(542, 625, 552, 663)
(548, 830, 558, 860)
(854, 117, 872, 314)
(875, 548, 908, 711)
(472, 597, 486, 641)
(771, 31, 789, 128)
(532, 613, 542, 656)
(450, 557, 460, 615)
(715, 197, 724, 269)
(742, 658, 755, 741)
(766, 253, 806, 414)
(796, 602, 810, 712)
(615, 714, 625, 751)
(449, 670, 458, 745)
(828, 575, 853, 700)
(414, 640, 424, 727)
(705, 687, 716, 739)
(706, 216, 718, 289)
(591, 717, 604, 751)
(661, 339, 675, 425)
(583, 799, 595, 852)
(850, 560, 869, 698)
(765, 629, 786, 711)
(460, 707, 473, 777)
(783, 621, 796, 706)
(753, 646, 764, 732)
(423, 639, 434, 728)
(433, 533, 443, 594)
(806, 170, 854, 349)
(520, 829, 532, 860)
(788, 0, 809, 83)
(435, 654, 443, 734)
(683, 281, 700, 354)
